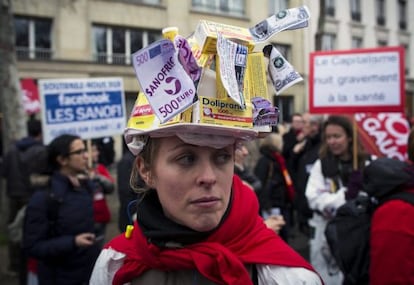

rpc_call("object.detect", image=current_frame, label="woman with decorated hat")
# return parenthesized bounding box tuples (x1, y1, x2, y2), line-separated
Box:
(90, 125, 321, 285)
(90, 15, 321, 284)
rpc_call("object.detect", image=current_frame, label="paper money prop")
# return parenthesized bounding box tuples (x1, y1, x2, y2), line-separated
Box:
(129, 6, 310, 130)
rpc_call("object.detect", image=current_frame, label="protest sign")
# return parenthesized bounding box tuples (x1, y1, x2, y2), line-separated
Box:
(39, 77, 126, 144)
(309, 46, 405, 114)
(21, 78, 41, 115)
(354, 112, 409, 161)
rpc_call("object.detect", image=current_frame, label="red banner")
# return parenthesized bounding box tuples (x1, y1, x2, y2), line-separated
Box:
(20, 78, 41, 114)
(354, 113, 409, 161)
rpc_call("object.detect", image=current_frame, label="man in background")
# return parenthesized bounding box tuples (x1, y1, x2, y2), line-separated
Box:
(1, 117, 47, 285)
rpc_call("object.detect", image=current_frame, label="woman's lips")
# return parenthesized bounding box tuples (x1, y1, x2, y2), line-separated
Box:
(191, 197, 220, 207)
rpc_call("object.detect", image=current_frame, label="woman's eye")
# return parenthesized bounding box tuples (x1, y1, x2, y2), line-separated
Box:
(176, 154, 195, 166)
(215, 152, 232, 164)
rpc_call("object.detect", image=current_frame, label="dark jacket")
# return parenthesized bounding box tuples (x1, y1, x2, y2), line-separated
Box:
(234, 165, 262, 193)
(23, 172, 100, 285)
(254, 149, 290, 211)
(1, 137, 47, 200)
(116, 151, 140, 232)
(282, 128, 300, 176)
(291, 134, 321, 218)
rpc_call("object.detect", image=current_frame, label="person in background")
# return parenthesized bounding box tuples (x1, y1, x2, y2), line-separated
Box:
(93, 136, 115, 167)
(254, 133, 295, 242)
(23, 134, 100, 285)
(116, 141, 143, 233)
(305, 115, 373, 285)
(282, 113, 304, 176)
(234, 142, 285, 234)
(368, 129, 414, 284)
(1, 117, 47, 285)
(290, 113, 323, 238)
(89, 140, 115, 248)
(234, 142, 262, 193)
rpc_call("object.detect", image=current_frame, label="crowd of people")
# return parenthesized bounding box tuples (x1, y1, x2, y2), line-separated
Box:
(1, 19, 413, 282)
(0, 110, 413, 284)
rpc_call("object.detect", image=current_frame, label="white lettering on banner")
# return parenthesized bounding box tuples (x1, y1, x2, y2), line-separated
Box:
(58, 93, 111, 106)
(47, 108, 74, 123)
(43, 81, 120, 91)
(357, 114, 408, 160)
(86, 81, 106, 89)
(145, 56, 175, 96)
(75, 105, 123, 121)
(43, 82, 84, 91)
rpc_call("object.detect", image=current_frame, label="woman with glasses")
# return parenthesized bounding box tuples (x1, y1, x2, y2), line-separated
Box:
(23, 134, 100, 285)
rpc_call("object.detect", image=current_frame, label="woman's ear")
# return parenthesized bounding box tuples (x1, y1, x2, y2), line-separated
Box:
(136, 157, 154, 187)
(56, 155, 67, 167)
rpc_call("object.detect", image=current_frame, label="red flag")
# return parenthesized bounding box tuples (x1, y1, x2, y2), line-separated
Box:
(20, 78, 41, 114)
(354, 113, 409, 161)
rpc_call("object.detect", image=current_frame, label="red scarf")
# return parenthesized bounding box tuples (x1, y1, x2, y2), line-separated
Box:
(106, 175, 313, 285)
(273, 152, 296, 202)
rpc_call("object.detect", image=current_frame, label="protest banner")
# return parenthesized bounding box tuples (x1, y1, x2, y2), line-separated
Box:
(21, 78, 41, 115)
(39, 77, 126, 144)
(354, 112, 409, 161)
(309, 46, 405, 114)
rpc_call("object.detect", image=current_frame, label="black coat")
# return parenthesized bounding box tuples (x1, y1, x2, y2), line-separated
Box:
(23, 172, 100, 285)
(116, 151, 141, 232)
(291, 135, 321, 218)
(254, 149, 290, 211)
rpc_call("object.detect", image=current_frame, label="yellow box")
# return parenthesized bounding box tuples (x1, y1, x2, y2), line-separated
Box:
(215, 53, 268, 103)
(245, 52, 269, 101)
(127, 93, 191, 130)
(193, 96, 253, 128)
(194, 20, 255, 54)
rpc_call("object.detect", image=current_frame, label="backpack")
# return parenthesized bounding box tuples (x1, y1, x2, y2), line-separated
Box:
(3, 142, 48, 199)
(10, 184, 62, 243)
(325, 157, 414, 285)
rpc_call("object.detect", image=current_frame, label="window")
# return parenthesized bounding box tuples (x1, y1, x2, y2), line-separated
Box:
(325, 0, 336, 17)
(93, 25, 161, 64)
(376, 0, 386, 26)
(269, 0, 288, 15)
(350, 0, 361, 22)
(322, 33, 336, 50)
(137, 0, 161, 4)
(403, 44, 410, 74)
(272, 43, 291, 60)
(274, 95, 294, 124)
(14, 16, 52, 60)
(377, 40, 388, 47)
(192, 0, 245, 16)
(398, 0, 407, 30)
(351, 37, 363, 48)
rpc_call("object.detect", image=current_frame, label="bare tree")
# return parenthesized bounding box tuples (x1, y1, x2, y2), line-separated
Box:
(0, 0, 27, 230)
(0, 0, 27, 150)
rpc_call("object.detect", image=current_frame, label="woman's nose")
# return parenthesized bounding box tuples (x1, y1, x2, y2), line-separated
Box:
(197, 161, 217, 186)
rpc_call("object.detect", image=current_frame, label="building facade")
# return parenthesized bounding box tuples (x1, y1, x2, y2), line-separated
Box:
(9, 0, 414, 145)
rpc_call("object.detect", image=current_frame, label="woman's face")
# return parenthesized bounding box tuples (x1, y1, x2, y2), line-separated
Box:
(235, 144, 248, 166)
(60, 139, 88, 175)
(325, 124, 351, 160)
(139, 136, 234, 232)
(91, 144, 99, 163)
